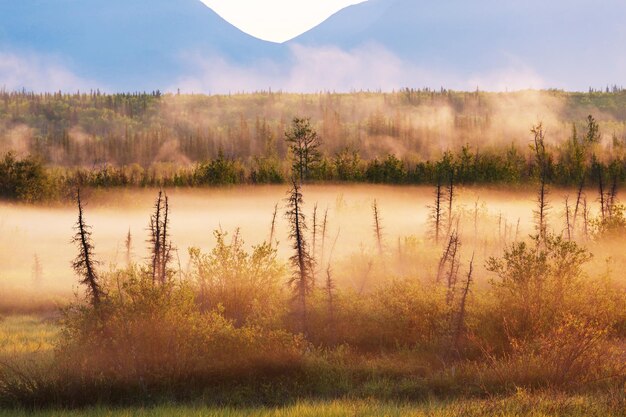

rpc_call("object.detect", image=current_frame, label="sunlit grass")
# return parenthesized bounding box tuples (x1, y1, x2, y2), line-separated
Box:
(1, 393, 624, 417)
(0, 315, 59, 357)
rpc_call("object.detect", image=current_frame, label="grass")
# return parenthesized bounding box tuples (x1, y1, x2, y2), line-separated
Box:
(0, 315, 58, 357)
(0, 393, 624, 417)
(0, 305, 623, 415)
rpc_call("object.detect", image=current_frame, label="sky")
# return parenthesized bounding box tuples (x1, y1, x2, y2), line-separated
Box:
(199, 0, 366, 43)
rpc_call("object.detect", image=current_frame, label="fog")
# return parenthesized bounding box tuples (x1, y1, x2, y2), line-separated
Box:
(0, 185, 547, 293)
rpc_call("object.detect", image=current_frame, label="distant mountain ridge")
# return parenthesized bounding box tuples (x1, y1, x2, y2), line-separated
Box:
(0, 0, 625, 91)
(291, 0, 626, 88)
(0, 0, 282, 91)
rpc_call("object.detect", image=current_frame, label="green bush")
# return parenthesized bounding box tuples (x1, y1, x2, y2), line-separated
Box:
(188, 230, 287, 327)
(0, 152, 52, 202)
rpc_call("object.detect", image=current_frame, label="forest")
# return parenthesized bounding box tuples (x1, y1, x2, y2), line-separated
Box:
(1, 89, 626, 201)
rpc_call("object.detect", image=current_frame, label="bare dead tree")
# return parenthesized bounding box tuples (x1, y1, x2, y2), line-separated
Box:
(498, 212, 503, 245)
(324, 228, 340, 343)
(429, 178, 444, 244)
(608, 172, 618, 218)
(319, 207, 329, 265)
(124, 228, 132, 266)
(372, 199, 384, 255)
(149, 191, 162, 283)
(445, 232, 461, 305)
(285, 178, 314, 336)
(535, 179, 549, 240)
(582, 196, 590, 240)
(564, 196, 572, 241)
(148, 190, 172, 284)
(598, 165, 606, 221)
(437, 234, 455, 283)
(446, 171, 455, 235)
(452, 252, 474, 354)
(532, 124, 550, 240)
(175, 247, 184, 282)
(573, 178, 585, 231)
(72, 189, 104, 307)
(160, 194, 173, 283)
(31, 254, 43, 285)
(437, 229, 461, 306)
(312, 203, 319, 265)
(269, 202, 279, 246)
(515, 218, 521, 242)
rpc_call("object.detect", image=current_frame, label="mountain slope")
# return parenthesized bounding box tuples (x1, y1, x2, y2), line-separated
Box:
(0, 0, 282, 91)
(292, 0, 626, 88)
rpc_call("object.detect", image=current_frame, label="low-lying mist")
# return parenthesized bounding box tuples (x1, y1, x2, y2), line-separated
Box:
(0, 184, 609, 300)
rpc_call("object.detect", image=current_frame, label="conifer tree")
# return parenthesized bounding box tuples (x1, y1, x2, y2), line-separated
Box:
(285, 179, 314, 336)
(72, 189, 104, 306)
(285, 118, 321, 183)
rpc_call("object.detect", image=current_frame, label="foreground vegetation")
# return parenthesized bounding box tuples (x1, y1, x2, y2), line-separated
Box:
(0, 172, 623, 410)
(1, 393, 625, 417)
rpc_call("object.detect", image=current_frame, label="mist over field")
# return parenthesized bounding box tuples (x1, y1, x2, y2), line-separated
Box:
(1, 183, 623, 306)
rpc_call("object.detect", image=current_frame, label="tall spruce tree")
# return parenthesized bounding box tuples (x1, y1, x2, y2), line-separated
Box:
(285, 178, 314, 336)
(72, 189, 104, 306)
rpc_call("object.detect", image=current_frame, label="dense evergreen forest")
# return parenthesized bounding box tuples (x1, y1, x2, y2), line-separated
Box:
(1, 88, 626, 201)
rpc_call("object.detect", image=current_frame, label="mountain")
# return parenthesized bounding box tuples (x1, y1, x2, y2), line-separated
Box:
(0, 0, 282, 91)
(292, 0, 626, 89)
(1, 0, 625, 92)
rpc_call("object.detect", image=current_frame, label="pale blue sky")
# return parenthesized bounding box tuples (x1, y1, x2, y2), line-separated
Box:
(199, 0, 366, 42)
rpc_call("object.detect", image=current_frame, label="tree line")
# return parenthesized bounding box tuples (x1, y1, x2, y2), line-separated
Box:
(0, 114, 625, 202)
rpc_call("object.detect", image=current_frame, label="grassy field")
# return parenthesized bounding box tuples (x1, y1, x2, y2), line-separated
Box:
(0, 315, 58, 356)
(1, 394, 625, 417)
(0, 316, 623, 416)
(0, 179, 624, 414)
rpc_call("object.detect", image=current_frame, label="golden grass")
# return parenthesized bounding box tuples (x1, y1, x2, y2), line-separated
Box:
(0, 392, 624, 417)
(0, 315, 58, 358)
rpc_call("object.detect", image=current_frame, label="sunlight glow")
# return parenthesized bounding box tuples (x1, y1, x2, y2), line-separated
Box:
(199, 0, 367, 43)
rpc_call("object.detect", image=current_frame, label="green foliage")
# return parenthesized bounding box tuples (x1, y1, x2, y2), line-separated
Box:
(188, 230, 287, 327)
(365, 155, 407, 183)
(333, 148, 363, 181)
(193, 151, 244, 186)
(486, 234, 593, 342)
(250, 156, 285, 184)
(285, 118, 322, 183)
(591, 204, 626, 239)
(0, 152, 51, 202)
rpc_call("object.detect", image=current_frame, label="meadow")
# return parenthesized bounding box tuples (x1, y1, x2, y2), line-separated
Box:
(0, 90, 624, 414)
(0, 181, 624, 414)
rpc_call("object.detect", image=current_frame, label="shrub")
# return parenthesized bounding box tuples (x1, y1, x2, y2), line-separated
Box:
(485, 234, 593, 345)
(47, 266, 305, 404)
(188, 230, 287, 327)
(0, 152, 51, 202)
